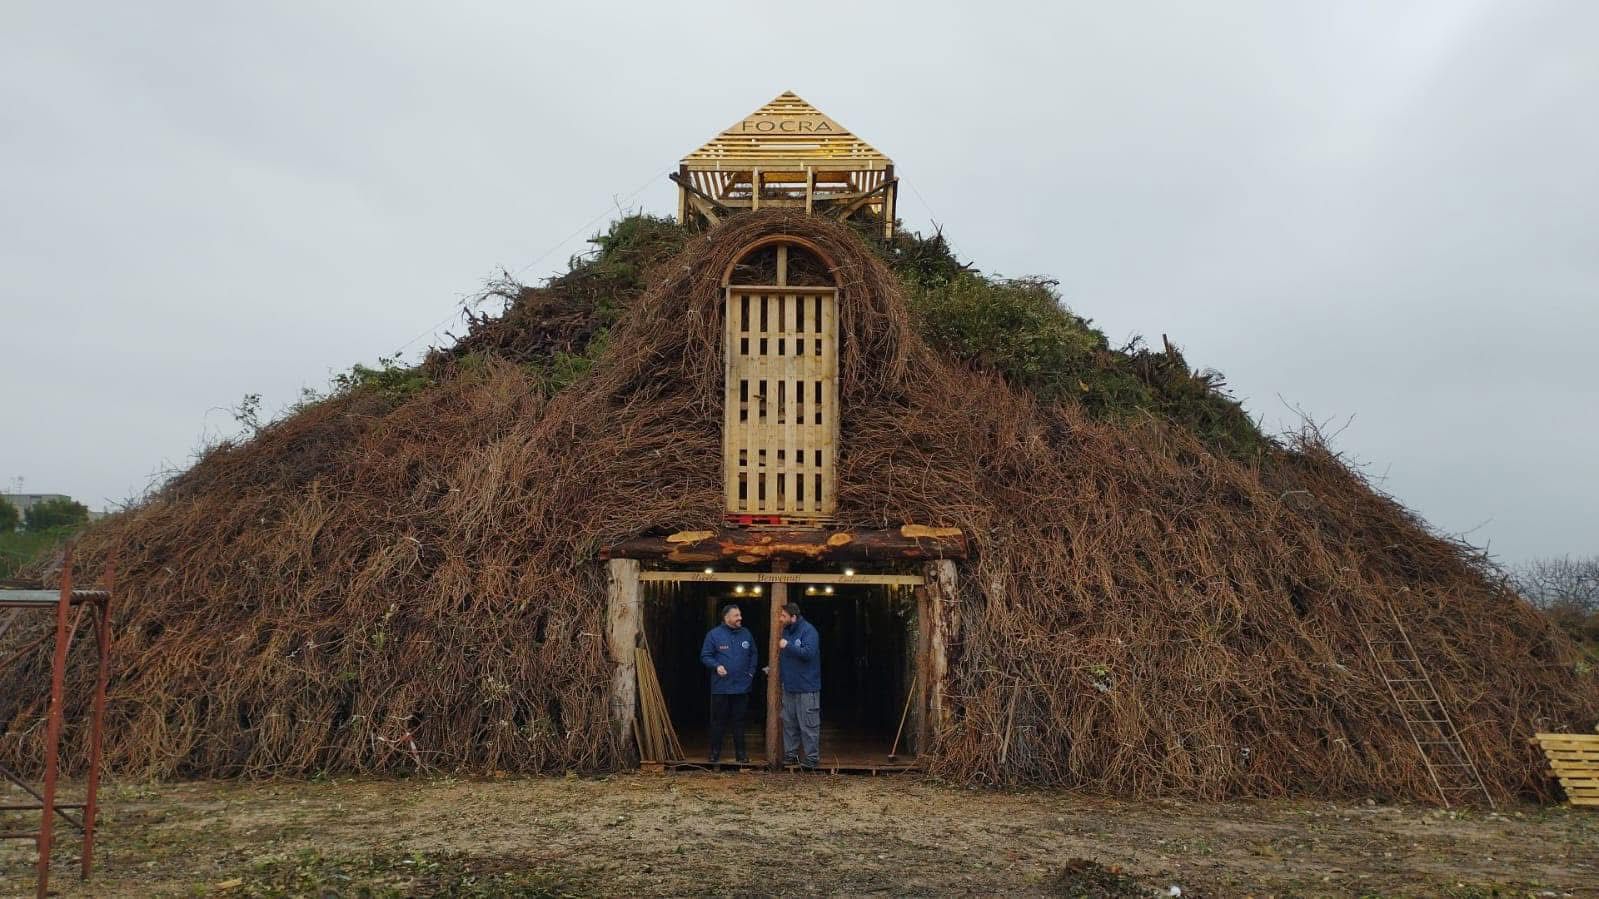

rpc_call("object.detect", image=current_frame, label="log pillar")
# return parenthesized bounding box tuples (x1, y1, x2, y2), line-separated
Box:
(605, 559, 641, 765)
(922, 559, 956, 735)
(766, 561, 788, 770)
(915, 584, 931, 756)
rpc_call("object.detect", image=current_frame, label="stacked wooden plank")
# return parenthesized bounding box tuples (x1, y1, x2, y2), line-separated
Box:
(634, 640, 683, 763)
(1533, 730, 1599, 807)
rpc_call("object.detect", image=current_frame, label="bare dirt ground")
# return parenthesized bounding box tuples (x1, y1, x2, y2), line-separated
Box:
(2, 773, 1595, 897)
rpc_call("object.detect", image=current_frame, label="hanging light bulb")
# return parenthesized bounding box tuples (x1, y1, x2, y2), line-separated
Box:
(843, 567, 856, 577)
(806, 586, 817, 596)
(752, 585, 763, 595)
(703, 567, 715, 574)
(734, 585, 745, 595)
(824, 585, 834, 595)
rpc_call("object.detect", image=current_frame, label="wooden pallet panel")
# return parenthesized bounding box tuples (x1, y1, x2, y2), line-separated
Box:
(1534, 733, 1599, 808)
(723, 278, 838, 521)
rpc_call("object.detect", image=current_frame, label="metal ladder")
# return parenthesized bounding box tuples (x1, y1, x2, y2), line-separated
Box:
(1360, 600, 1495, 808)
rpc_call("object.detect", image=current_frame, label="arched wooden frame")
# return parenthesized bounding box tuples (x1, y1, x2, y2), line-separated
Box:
(722, 239, 841, 522)
(720, 235, 843, 289)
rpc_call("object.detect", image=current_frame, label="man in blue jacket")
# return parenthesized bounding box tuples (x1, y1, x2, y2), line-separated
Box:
(778, 602, 822, 769)
(699, 602, 757, 765)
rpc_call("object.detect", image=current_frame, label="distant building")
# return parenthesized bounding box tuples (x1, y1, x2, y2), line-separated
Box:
(2, 493, 71, 515)
(1, 493, 105, 523)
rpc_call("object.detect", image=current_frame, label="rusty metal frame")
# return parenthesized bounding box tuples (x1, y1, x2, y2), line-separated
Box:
(0, 543, 114, 898)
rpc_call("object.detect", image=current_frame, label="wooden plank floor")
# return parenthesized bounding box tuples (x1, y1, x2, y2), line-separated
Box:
(657, 725, 919, 774)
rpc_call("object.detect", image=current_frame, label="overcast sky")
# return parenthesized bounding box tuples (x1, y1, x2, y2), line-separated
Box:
(2, 1, 1594, 564)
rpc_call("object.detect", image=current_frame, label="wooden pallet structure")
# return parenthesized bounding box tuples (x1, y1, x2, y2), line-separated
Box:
(1359, 600, 1495, 808)
(1533, 728, 1599, 807)
(675, 91, 897, 237)
(721, 241, 841, 527)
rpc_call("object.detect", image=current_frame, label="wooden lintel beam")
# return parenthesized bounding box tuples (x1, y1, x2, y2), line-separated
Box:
(601, 524, 969, 564)
(640, 571, 924, 586)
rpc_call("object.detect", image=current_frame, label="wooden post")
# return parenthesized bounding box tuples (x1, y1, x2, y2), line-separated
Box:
(767, 561, 788, 769)
(751, 168, 761, 211)
(922, 559, 956, 733)
(805, 166, 815, 215)
(915, 584, 932, 756)
(883, 164, 897, 238)
(675, 165, 688, 224)
(606, 559, 641, 764)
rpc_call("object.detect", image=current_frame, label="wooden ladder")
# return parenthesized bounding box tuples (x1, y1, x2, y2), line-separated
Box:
(1360, 601, 1495, 809)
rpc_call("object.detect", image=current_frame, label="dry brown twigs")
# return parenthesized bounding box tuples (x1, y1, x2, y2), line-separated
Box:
(1, 212, 1593, 803)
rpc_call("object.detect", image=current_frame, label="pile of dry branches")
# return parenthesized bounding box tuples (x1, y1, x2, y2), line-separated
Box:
(2, 212, 1593, 802)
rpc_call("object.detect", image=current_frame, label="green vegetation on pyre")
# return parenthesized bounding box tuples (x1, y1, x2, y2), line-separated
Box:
(427, 214, 1267, 458)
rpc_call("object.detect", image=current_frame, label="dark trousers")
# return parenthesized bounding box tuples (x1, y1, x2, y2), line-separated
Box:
(708, 692, 750, 761)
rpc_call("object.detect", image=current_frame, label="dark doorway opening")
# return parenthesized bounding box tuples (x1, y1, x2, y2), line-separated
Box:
(643, 581, 771, 751)
(641, 576, 920, 768)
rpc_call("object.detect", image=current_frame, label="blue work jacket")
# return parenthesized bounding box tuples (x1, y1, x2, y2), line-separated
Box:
(779, 616, 821, 694)
(700, 623, 758, 694)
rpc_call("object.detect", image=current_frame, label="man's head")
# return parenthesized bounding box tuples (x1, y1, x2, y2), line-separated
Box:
(721, 603, 743, 628)
(779, 602, 802, 627)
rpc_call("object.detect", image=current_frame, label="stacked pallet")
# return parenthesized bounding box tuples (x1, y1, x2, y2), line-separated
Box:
(1533, 729, 1599, 807)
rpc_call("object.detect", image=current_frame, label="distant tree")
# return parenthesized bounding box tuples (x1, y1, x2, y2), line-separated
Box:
(23, 497, 90, 532)
(1514, 556, 1599, 614)
(1514, 556, 1599, 650)
(0, 497, 17, 532)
